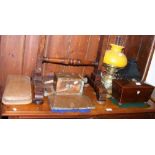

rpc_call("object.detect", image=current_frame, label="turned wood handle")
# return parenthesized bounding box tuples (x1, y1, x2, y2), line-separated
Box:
(42, 57, 98, 66)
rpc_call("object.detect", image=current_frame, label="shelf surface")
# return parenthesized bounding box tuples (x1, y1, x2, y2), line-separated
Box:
(1, 86, 155, 118)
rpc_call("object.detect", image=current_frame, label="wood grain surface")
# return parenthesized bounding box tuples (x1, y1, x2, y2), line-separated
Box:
(0, 35, 154, 99)
(22, 35, 40, 76)
(1, 86, 155, 119)
(0, 35, 25, 92)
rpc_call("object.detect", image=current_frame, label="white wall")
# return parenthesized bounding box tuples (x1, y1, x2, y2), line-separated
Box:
(145, 50, 155, 86)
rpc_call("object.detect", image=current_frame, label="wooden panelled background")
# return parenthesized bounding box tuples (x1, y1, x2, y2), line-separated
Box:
(0, 35, 154, 96)
(100, 35, 155, 78)
(44, 35, 100, 75)
(0, 35, 100, 96)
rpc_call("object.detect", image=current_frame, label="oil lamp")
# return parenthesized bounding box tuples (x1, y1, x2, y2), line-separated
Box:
(101, 43, 127, 98)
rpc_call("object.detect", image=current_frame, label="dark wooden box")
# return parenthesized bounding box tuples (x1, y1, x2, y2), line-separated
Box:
(112, 79, 154, 104)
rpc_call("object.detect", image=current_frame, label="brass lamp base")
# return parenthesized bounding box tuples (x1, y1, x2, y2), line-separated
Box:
(101, 64, 119, 98)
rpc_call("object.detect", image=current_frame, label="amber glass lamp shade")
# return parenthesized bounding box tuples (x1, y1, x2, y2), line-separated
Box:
(103, 44, 127, 68)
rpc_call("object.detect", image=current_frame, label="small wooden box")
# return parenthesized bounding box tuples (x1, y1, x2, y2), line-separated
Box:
(54, 73, 84, 95)
(112, 79, 154, 104)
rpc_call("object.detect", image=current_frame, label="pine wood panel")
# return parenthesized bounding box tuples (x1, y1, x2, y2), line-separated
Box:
(103, 35, 127, 51)
(44, 35, 71, 75)
(65, 35, 90, 74)
(124, 35, 143, 59)
(44, 35, 99, 76)
(22, 35, 40, 76)
(0, 35, 25, 91)
(136, 35, 154, 77)
(83, 35, 100, 75)
(123, 35, 154, 78)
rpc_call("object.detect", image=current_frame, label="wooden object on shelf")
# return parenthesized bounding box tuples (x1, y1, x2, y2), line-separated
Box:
(32, 72, 44, 104)
(49, 94, 95, 110)
(33, 56, 96, 100)
(42, 57, 97, 66)
(54, 73, 84, 95)
(1, 86, 155, 119)
(112, 79, 154, 104)
(88, 36, 107, 101)
(2, 75, 32, 105)
(32, 56, 96, 102)
(88, 71, 107, 101)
